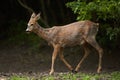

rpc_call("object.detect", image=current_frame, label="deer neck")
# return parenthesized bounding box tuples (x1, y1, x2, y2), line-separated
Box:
(33, 23, 48, 40)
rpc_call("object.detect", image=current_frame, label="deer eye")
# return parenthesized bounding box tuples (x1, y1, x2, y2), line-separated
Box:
(31, 24, 33, 26)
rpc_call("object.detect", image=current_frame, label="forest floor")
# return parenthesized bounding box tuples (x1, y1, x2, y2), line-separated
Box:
(0, 43, 120, 79)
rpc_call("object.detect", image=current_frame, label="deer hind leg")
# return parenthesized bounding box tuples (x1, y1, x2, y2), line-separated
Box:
(75, 43, 90, 72)
(59, 47, 73, 71)
(49, 44, 60, 75)
(86, 37, 103, 73)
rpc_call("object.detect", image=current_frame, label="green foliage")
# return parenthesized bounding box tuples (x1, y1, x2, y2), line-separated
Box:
(60, 73, 78, 80)
(111, 72, 120, 80)
(8, 72, 120, 80)
(66, 0, 120, 49)
(41, 75, 55, 80)
(10, 76, 28, 80)
(66, 0, 120, 21)
(107, 27, 120, 40)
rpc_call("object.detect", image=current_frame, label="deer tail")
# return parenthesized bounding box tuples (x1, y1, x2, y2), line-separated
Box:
(96, 23, 99, 26)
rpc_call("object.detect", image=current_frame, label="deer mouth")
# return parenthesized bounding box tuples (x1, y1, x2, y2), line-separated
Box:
(26, 28, 31, 34)
(26, 30, 31, 34)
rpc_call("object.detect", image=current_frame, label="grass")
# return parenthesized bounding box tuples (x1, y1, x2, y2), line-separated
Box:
(5, 71, 120, 80)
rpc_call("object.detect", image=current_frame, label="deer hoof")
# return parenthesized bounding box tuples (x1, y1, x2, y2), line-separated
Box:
(49, 70, 54, 75)
(71, 70, 78, 74)
(97, 67, 102, 74)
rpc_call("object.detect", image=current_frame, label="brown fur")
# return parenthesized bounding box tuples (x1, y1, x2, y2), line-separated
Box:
(26, 13, 103, 75)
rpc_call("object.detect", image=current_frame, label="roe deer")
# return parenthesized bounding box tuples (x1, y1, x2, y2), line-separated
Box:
(26, 13, 103, 75)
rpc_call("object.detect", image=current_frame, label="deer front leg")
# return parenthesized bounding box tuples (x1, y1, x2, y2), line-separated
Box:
(59, 47, 73, 71)
(49, 44, 60, 75)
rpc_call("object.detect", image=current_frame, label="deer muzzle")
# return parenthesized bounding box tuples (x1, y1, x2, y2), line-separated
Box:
(26, 28, 31, 33)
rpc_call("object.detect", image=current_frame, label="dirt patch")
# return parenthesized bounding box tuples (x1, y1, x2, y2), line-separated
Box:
(0, 44, 120, 74)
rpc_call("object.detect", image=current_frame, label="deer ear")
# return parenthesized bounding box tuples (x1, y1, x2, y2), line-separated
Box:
(36, 13, 41, 20)
(31, 12, 36, 17)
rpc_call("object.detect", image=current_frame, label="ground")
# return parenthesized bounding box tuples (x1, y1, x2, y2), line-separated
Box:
(0, 43, 120, 77)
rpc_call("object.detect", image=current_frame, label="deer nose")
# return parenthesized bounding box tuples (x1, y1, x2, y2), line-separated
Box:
(26, 28, 29, 32)
(26, 28, 31, 34)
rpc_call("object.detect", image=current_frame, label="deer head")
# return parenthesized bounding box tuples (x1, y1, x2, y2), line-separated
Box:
(26, 13, 40, 32)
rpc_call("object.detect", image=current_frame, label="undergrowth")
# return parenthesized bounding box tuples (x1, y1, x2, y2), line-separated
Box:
(3, 71, 120, 80)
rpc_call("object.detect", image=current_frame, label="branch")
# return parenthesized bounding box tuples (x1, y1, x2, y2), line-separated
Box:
(17, 0, 50, 27)
(17, 0, 34, 13)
